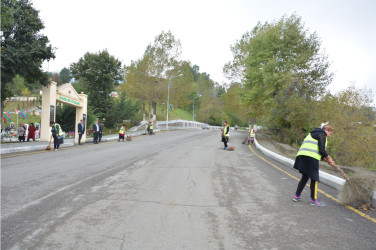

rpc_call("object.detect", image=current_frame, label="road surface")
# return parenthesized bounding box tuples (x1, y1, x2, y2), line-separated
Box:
(1, 129, 375, 249)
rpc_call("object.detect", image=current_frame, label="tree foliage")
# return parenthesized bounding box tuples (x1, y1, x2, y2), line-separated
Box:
(59, 67, 71, 84)
(224, 14, 333, 133)
(317, 86, 375, 169)
(122, 31, 182, 117)
(1, 0, 55, 113)
(70, 49, 123, 118)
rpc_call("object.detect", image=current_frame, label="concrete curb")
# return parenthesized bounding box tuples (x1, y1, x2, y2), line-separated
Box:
(254, 137, 376, 205)
(0, 141, 75, 154)
(0, 130, 160, 154)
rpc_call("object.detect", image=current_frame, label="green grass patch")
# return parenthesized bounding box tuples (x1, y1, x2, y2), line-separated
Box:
(143, 104, 194, 121)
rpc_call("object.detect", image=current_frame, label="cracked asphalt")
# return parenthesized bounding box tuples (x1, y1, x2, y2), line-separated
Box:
(1, 129, 375, 249)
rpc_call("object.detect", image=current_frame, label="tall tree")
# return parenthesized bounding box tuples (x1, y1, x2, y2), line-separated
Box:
(59, 67, 72, 84)
(70, 50, 123, 118)
(226, 14, 333, 137)
(122, 31, 182, 118)
(1, 0, 55, 115)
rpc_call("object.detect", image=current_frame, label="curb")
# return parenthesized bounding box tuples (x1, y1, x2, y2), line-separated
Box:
(0, 130, 158, 154)
(1, 141, 75, 154)
(254, 137, 376, 206)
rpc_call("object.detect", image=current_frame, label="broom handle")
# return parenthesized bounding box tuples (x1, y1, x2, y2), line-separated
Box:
(331, 163, 351, 182)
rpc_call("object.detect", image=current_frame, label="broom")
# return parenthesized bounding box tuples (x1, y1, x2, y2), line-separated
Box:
(332, 163, 376, 204)
(46, 138, 52, 150)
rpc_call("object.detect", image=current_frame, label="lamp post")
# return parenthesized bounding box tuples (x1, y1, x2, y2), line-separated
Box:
(192, 94, 201, 122)
(166, 79, 171, 129)
(166, 73, 182, 129)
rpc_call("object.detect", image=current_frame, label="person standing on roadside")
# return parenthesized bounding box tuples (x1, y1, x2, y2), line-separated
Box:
(27, 123, 36, 141)
(118, 124, 126, 142)
(248, 125, 255, 145)
(92, 120, 100, 144)
(221, 121, 230, 149)
(99, 121, 104, 142)
(50, 121, 64, 151)
(292, 124, 335, 207)
(78, 119, 85, 145)
(5, 125, 11, 138)
(149, 121, 153, 135)
(17, 123, 25, 142)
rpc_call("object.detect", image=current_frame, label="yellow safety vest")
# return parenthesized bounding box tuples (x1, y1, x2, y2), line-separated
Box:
(150, 124, 153, 130)
(119, 127, 125, 134)
(223, 125, 229, 137)
(297, 133, 327, 160)
(53, 123, 64, 137)
(250, 129, 255, 137)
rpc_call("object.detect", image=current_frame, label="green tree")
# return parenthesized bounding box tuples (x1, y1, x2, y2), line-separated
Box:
(59, 67, 71, 84)
(1, 0, 55, 114)
(56, 104, 75, 132)
(317, 86, 375, 169)
(70, 50, 123, 118)
(226, 14, 333, 138)
(12, 75, 26, 96)
(123, 31, 182, 118)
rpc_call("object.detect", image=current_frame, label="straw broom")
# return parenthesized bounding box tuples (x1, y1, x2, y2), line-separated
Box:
(46, 138, 52, 150)
(332, 163, 376, 204)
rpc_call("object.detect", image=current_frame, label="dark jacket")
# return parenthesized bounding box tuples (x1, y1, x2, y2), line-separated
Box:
(78, 123, 85, 133)
(293, 128, 328, 181)
(92, 123, 100, 133)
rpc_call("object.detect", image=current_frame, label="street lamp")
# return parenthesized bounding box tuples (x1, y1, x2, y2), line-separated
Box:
(192, 94, 201, 122)
(166, 73, 182, 129)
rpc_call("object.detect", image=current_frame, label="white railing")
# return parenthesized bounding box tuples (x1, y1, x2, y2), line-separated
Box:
(253, 135, 376, 205)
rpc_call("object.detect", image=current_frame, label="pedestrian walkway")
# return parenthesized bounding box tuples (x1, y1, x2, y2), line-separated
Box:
(0, 129, 159, 154)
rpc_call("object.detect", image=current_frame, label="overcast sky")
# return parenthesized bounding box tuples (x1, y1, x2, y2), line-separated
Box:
(33, 0, 376, 101)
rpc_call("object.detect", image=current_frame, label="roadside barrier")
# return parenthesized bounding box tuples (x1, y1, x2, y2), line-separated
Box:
(253, 136, 376, 205)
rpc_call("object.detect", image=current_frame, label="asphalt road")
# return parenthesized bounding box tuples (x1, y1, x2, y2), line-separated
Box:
(1, 129, 376, 249)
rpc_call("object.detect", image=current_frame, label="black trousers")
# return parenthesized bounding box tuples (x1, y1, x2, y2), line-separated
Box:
(93, 132, 98, 143)
(295, 173, 318, 200)
(99, 132, 102, 142)
(78, 133, 82, 144)
(53, 135, 61, 149)
(222, 137, 229, 147)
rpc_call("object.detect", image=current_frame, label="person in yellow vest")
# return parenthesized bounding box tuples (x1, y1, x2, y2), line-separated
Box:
(292, 124, 335, 206)
(221, 121, 230, 149)
(50, 121, 64, 151)
(248, 125, 255, 145)
(118, 124, 126, 142)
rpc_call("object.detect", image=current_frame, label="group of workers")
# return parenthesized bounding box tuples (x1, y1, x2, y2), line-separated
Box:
(49, 120, 156, 150)
(52, 118, 335, 207)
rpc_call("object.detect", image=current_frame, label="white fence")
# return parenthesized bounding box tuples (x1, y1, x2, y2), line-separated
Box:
(157, 120, 221, 130)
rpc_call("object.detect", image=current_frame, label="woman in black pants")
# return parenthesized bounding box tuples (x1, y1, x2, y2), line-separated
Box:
(292, 124, 335, 207)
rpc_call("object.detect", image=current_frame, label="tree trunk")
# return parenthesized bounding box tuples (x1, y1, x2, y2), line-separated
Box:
(152, 101, 157, 120)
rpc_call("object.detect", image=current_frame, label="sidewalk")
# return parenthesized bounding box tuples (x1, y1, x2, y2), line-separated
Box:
(0, 129, 158, 154)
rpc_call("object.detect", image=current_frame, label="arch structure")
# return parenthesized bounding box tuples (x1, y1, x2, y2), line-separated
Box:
(40, 81, 88, 144)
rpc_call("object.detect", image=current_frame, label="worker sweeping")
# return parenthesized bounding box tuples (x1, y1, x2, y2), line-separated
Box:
(292, 124, 335, 207)
(221, 121, 230, 150)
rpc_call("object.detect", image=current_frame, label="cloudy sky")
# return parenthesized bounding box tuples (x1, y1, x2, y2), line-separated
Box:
(33, 0, 376, 100)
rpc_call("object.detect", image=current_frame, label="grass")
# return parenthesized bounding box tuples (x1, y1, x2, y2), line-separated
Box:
(143, 104, 194, 122)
